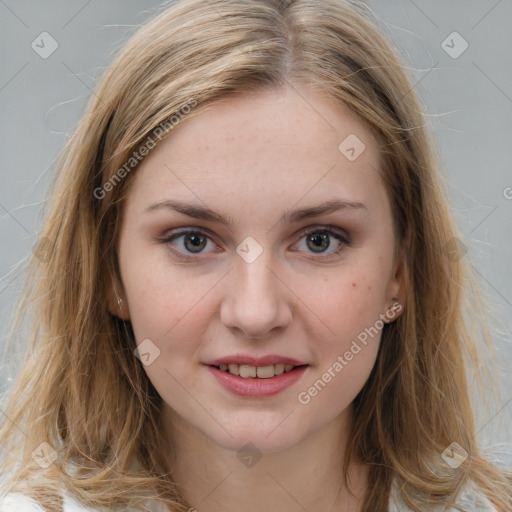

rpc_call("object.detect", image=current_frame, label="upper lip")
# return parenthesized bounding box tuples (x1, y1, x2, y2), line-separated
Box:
(204, 354, 308, 367)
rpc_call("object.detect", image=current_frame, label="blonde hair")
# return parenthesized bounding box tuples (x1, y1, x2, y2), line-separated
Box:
(1, 0, 510, 511)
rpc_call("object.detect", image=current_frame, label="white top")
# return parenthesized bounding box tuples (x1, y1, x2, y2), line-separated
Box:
(0, 492, 167, 512)
(388, 478, 498, 511)
(0, 479, 499, 511)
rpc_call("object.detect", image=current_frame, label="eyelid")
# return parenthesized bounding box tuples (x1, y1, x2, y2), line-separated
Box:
(300, 225, 350, 243)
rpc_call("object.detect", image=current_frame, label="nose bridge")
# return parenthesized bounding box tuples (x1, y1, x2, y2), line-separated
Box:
(220, 245, 292, 338)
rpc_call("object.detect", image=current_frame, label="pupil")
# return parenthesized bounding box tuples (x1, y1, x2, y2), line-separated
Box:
(308, 233, 329, 252)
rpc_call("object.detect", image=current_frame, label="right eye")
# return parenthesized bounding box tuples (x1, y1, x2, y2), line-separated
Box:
(156, 228, 220, 261)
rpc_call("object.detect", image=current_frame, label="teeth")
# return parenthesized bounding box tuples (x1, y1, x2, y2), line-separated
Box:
(274, 363, 284, 375)
(239, 365, 257, 378)
(216, 363, 299, 378)
(256, 365, 274, 378)
(228, 363, 239, 376)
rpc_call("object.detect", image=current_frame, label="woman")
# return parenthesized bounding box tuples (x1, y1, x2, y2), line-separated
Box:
(0, 0, 510, 510)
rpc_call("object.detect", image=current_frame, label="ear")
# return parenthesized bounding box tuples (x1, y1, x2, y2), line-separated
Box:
(383, 231, 409, 323)
(105, 267, 131, 321)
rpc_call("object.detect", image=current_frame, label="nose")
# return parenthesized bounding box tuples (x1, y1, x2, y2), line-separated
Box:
(220, 253, 293, 339)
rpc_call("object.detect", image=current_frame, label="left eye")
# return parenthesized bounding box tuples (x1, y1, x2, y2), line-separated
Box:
(293, 227, 349, 257)
(157, 226, 349, 260)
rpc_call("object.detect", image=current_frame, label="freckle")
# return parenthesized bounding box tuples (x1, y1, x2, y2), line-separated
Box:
(367, 286, 371, 291)
(352, 283, 356, 288)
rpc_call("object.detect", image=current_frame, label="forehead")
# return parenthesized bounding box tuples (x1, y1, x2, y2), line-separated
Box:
(128, 85, 386, 221)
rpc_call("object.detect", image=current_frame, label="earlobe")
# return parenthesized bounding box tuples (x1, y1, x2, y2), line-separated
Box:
(383, 297, 403, 323)
(106, 271, 131, 321)
(385, 236, 409, 323)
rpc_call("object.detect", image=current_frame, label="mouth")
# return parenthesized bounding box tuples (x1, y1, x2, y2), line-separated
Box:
(206, 363, 309, 397)
(209, 363, 307, 379)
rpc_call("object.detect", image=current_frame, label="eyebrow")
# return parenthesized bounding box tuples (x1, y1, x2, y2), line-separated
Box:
(144, 198, 367, 225)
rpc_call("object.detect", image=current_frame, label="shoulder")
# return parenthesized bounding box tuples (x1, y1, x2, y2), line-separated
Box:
(453, 481, 499, 512)
(0, 493, 43, 512)
(0, 492, 168, 512)
(388, 479, 499, 511)
(0, 492, 100, 511)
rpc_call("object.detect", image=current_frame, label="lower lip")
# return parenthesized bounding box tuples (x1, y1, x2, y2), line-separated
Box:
(206, 365, 308, 397)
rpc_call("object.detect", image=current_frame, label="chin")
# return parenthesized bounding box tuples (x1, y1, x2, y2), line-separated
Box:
(204, 418, 306, 454)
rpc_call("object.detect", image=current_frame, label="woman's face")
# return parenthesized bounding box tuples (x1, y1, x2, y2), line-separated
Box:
(114, 85, 405, 453)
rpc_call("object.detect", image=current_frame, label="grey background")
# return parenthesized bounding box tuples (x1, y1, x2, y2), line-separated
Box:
(0, 0, 511, 467)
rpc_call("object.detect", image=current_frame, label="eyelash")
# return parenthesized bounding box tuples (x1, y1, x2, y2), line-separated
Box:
(156, 226, 351, 263)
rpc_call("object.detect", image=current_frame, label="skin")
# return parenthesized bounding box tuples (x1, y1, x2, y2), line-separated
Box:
(111, 83, 406, 512)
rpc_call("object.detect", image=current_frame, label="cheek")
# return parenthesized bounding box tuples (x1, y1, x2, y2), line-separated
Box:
(296, 268, 384, 411)
(121, 260, 212, 395)
(119, 242, 207, 348)
(127, 279, 210, 349)
(300, 260, 387, 353)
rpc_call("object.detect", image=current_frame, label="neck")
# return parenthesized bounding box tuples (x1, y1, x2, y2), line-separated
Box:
(161, 406, 369, 512)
